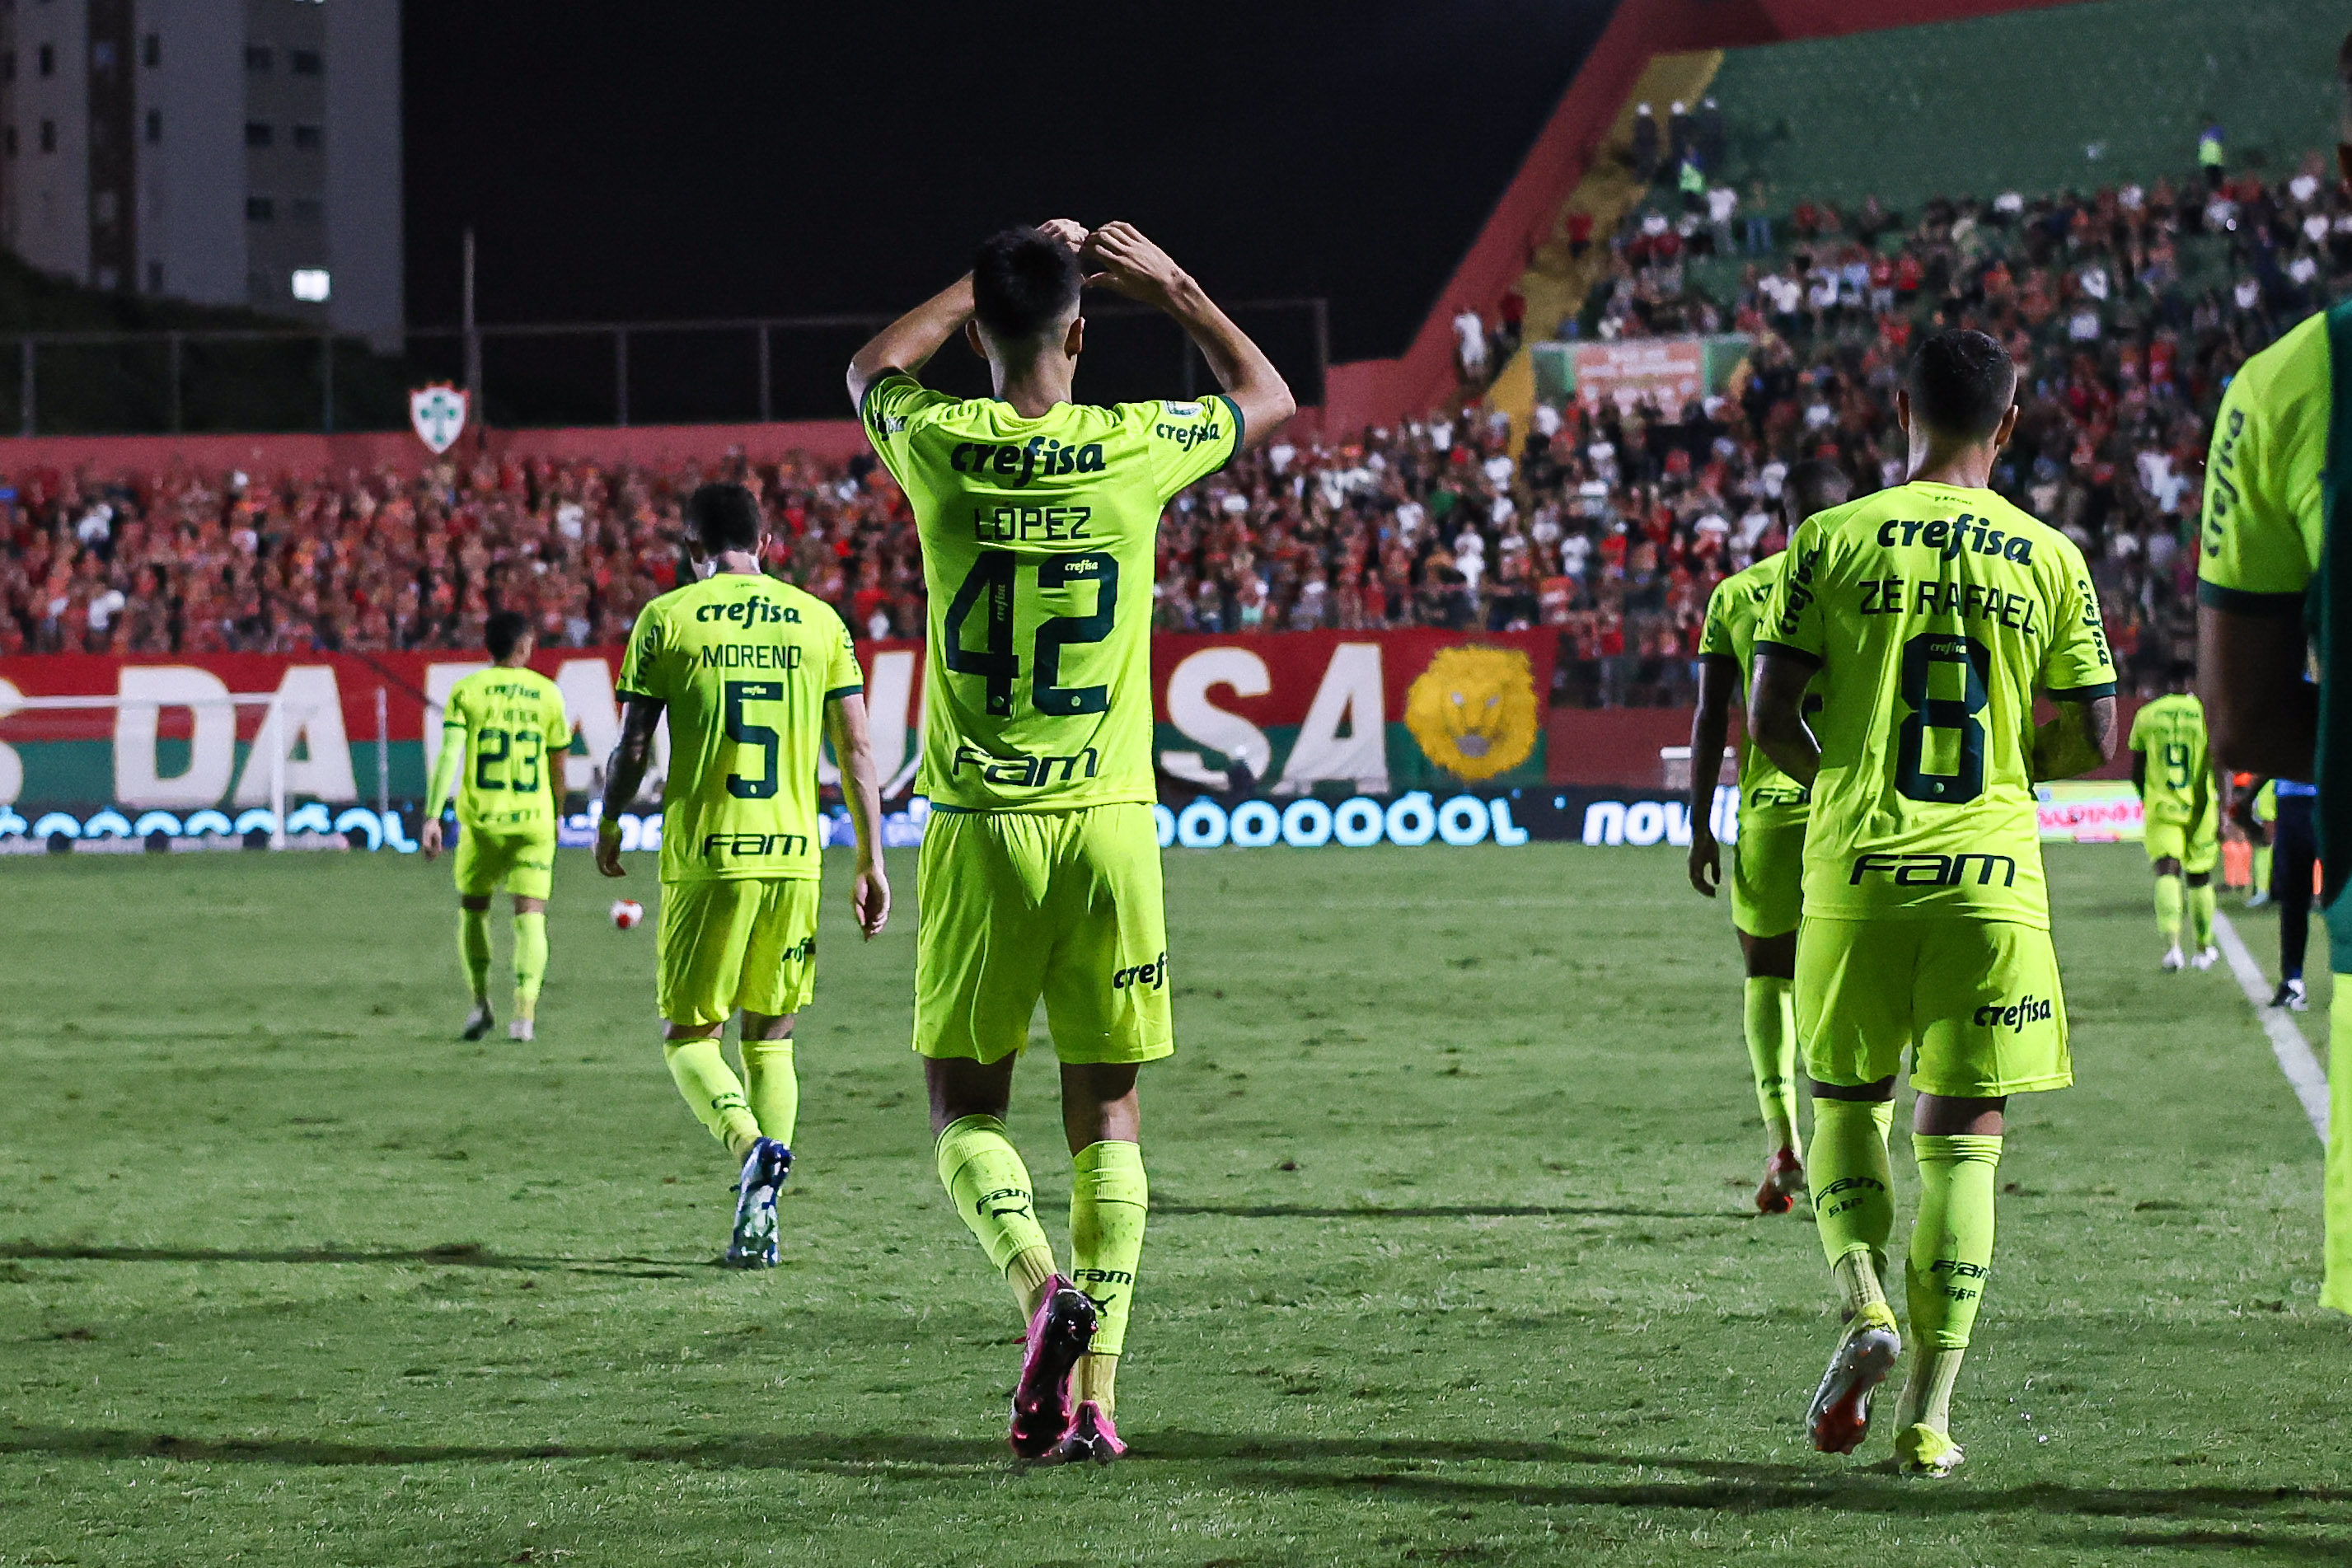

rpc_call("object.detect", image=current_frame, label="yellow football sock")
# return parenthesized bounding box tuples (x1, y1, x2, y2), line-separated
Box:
(2186, 882, 2216, 950)
(1903, 1133, 2001, 1431)
(511, 911, 547, 1019)
(1809, 1096, 1895, 1313)
(1070, 1140, 1148, 1416)
(935, 1115, 1056, 1315)
(741, 1037, 799, 1150)
(2252, 844, 2273, 895)
(2153, 873, 2184, 943)
(1743, 976, 1801, 1150)
(663, 1036, 762, 1160)
(458, 906, 492, 1003)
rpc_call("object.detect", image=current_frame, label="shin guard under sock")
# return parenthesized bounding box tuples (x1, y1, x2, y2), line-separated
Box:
(511, 911, 547, 1018)
(1809, 1097, 1895, 1311)
(1743, 976, 1801, 1149)
(741, 1037, 799, 1150)
(1902, 1133, 2002, 1433)
(2153, 873, 2184, 943)
(2186, 882, 2216, 951)
(1069, 1140, 1148, 1415)
(935, 1116, 1055, 1310)
(458, 907, 492, 1002)
(664, 1037, 762, 1158)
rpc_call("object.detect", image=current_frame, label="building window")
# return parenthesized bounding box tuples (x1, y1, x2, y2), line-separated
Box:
(292, 124, 322, 151)
(244, 45, 270, 73)
(291, 268, 330, 303)
(147, 260, 164, 293)
(144, 109, 160, 144)
(3, 126, 16, 157)
(246, 194, 274, 222)
(290, 196, 322, 222)
(142, 33, 159, 68)
(37, 42, 53, 77)
(2, 50, 14, 83)
(289, 49, 322, 76)
(244, 121, 273, 148)
(39, 119, 54, 153)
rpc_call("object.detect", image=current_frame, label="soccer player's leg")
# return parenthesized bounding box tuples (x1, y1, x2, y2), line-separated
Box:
(1731, 819, 1806, 1210)
(1795, 916, 1914, 1454)
(1895, 920, 2072, 1477)
(724, 878, 822, 1267)
(2272, 812, 2316, 1010)
(916, 811, 1089, 1456)
(654, 879, 775, 1264)
(2147, 821, 2186, 971)
(505, 833, 556, 1041)
(2330, 981, 2352, 1315)
(451, 828, 510, 1039)
(2182, 802, 2221, 970)
(1036, 803, 1172, 1463)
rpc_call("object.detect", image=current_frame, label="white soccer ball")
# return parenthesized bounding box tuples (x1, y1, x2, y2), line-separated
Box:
(610, 899, 644, 931)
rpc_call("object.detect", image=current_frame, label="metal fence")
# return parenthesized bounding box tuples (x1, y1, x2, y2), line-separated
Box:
(0, 298, 1330, 438)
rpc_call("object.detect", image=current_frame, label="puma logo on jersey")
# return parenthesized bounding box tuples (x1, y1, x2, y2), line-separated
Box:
(1847, 850, 2019, 887)
(1874, 513, 2036, 564)
(949, 436, 1107, 487)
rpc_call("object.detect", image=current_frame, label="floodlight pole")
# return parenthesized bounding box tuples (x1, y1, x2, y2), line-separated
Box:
(462, 227, 482, 447)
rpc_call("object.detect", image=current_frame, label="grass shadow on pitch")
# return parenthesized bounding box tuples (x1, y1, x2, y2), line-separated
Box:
(0, 1241, 696, 1280)
(0, 1427, 1009, 1474)
(2054, 1528, 2352, 1563)
(1155, 1202, 1737, 1223)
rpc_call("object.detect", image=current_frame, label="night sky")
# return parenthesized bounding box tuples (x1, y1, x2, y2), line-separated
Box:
(401, 1, 1617, 414)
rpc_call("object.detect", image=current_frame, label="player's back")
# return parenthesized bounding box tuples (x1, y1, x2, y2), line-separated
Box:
(1763, 480, 2115, 925)
(2129, 693, 2211, 825)
(1701, 552, 1809, 821)
(446, 666, 566, 831)
(616, 571, 862, 885)
(862, 374, 1239, 811)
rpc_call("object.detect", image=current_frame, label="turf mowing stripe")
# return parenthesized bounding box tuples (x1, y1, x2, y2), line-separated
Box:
(2213, 911, 2330, 1141)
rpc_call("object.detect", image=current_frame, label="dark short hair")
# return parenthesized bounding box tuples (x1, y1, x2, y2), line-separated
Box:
(686, 482, 761, 554)
(2170, 657, 2197, 685)
(1783, 457, 1853, 522)
(485, 609, 531, 661)
(1907, 330, 2015, 441)
(972, 226, 1082, 341)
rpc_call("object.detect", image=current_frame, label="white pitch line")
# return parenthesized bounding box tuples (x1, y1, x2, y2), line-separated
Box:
(2212, 912, 2330, 1142)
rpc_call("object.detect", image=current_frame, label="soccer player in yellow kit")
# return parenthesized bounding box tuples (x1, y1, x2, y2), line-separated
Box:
(2129, 662, 2221, 972)
(1688, 459, 1851, 1213)
(849, 220, 1292, 1462)
(593, 483, 890, 1269)
(420, 610, 569, 1042)
(2197, 35, 2352, 1315)
(1752, 330, 2118, 1476)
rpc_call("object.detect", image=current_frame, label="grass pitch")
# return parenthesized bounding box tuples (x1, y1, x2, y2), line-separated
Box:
(0, 841, 2344, 1566)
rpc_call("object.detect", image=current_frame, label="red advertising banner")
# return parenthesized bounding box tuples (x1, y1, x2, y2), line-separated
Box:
(0, 630, 1553, 811)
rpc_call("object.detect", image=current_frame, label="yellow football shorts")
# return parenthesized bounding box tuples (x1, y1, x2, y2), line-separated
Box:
(655, 876, 820, 1027)
(2144, 796, 2220, 876)
(915, 802, 1173, 1066)
(1796, 915, 2071, 1098)
(1730, 817, 1805, 938)
(454, 823, 556, 901)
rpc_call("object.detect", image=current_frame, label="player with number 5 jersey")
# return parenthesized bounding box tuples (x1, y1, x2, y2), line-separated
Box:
(1750, 330, 2117, 1479)
(850, 219, 1292, 1463)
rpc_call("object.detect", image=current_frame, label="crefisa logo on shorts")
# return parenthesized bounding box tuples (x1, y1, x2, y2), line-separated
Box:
(1112, 950, 1170, 991)
(1972, 995, 2053, 1030)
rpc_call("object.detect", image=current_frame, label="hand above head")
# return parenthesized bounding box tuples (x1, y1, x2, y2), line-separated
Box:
(1036, 218, 1089, 251)
(1080, 222, 1190, 307)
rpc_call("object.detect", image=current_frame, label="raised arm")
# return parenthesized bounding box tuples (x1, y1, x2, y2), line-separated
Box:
(824, 692, 891, 939)
(2031, 694, 2119, 783)
(593, 695, 665, 878)
(1083, 221, 1295, 448)
(1747, 648, 1821, 789)
(1685, 654, 1739, 896)
(846, 275, 974, 413)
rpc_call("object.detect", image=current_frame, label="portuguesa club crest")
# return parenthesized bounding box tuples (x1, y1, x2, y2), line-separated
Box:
(409, 383, 468, 455)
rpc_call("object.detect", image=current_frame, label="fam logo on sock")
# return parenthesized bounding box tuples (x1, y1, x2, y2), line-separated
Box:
(1971, 995, 2054, 1030)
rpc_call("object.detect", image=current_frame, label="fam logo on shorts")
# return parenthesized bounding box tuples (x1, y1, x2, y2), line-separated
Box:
(1972, 995, 2054, 1031)
(1404, 644, 1540, 782)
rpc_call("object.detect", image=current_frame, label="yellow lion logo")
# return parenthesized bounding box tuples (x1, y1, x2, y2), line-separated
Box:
(1404, 644, 1539, 781)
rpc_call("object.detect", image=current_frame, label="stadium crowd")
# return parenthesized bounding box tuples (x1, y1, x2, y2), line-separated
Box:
(1, 153, 2342, 707)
